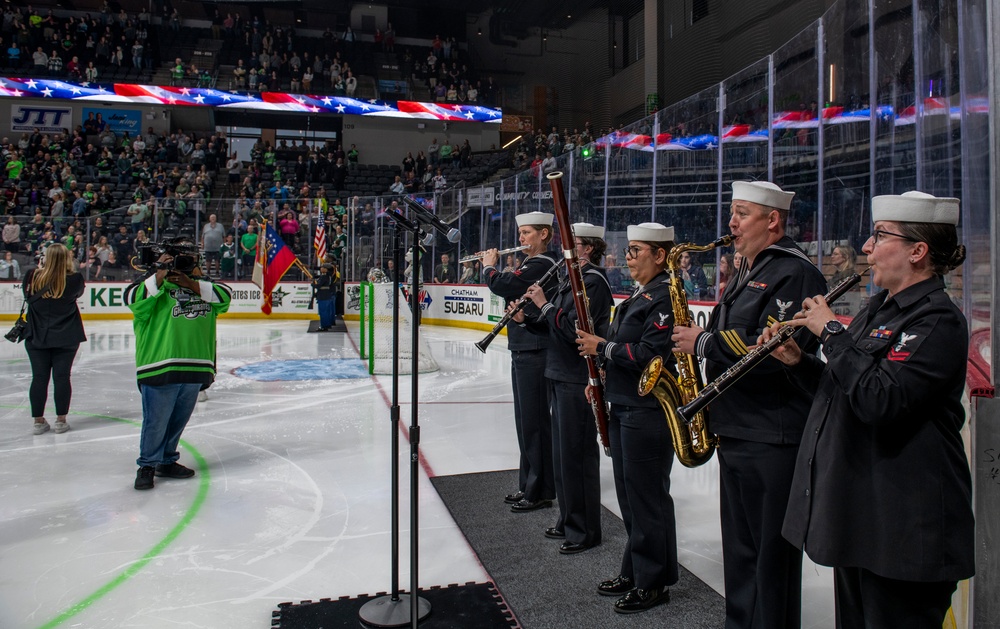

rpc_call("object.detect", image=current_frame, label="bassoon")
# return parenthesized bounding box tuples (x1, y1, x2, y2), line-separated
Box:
(546, 171, 611, 457)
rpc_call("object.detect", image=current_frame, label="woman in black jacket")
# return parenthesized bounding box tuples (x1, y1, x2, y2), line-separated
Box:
(23, 243, 87, 435)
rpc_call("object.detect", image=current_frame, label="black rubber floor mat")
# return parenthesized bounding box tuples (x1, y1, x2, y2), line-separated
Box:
(272, 581, 519, 628)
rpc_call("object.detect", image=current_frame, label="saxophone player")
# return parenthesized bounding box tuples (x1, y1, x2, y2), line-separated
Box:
(482, 212, 560, 511)
(575, 222, 678, 614)
(672, 181, 826, 629)
(513, 223, 612, 555)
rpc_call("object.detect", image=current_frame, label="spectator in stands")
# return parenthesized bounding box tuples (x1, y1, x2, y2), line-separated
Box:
(828, 244, 857, 285)
(32, 46, 47, 73)
(113, 224, 133, 261)
(70, 190, 88, 218)
(433, 253, 454, 284)
(540, 150, 557, 175)
(3, 216, 20, 253)
(127, 195, 148, 233)
(201, 214, 225, 277)
(239, 224, 258, 274)
(102, 250, 124, 281)
(0, 250, 21, 280)
(94, 236, 112, 264)
(389, 175, 405, 195)
(431, 168, 447, 193)
(278, 208, 299, 251)
(439, 142, 453, 165)
(7, 43, 21, 67)
(678, 250, 708, 298)
(344, 71, 357, 97)
(171, 58, 184, 86)
(716, 253, 735, 297)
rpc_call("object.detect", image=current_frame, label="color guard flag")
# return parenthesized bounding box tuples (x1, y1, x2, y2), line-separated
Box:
(252, 222, 297, 314)
(314, 209, 327, 261)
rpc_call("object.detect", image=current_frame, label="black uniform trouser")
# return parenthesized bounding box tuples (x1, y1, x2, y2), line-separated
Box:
(609, 403, 678, 590)
(718, 437, 802, 629)
(834, 567, 957, 629)
(550, 379, 601, 546)
(510, 349, 553, 501)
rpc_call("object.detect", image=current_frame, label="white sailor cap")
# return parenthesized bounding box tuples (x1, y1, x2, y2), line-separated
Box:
(515, 211, 554, 228)
(572, 222, 605, 239)
(871, 191, 959, 226)
(627, 222, 675, 242)
(731, 180, 795, 211)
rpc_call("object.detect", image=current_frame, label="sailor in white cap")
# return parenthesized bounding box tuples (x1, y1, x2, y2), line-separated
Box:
(575, 221, 678, 613)
(765, 193, 973, 627)
(481, 211, 560, 512)
(671, 180, 827, 628)
(514, 222, 612, 555)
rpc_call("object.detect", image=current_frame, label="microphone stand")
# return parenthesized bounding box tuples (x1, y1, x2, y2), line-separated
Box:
(358, 220, 431, 627)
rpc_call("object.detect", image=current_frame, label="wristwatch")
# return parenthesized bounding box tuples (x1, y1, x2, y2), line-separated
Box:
(595, 340, 607, 356)
(821, 320, 845, 344)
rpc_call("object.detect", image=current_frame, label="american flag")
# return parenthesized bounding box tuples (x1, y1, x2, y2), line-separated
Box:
(314, 209, 327, 261)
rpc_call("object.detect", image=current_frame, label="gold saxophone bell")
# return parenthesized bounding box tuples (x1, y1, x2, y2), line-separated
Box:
(639, 355, 717, 467)
(638, 235, 731, 468)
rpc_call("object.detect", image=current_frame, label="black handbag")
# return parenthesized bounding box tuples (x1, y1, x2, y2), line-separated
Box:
(5, 283, 50, 344)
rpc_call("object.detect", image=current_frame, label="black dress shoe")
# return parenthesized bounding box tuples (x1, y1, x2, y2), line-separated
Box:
(510, 498, 552, 512)
(503, 491, 524, 504)
(597, 575, 634, 597)
(613, 587, 669, 614)
(559, 540, 598, 555)
(543, 527, 565, 539)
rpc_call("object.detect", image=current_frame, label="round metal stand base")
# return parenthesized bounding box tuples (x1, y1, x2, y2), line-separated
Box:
(358, 594, 431, 627)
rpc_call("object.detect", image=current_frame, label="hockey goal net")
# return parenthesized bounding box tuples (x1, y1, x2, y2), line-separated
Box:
(359, 282, 439, 374)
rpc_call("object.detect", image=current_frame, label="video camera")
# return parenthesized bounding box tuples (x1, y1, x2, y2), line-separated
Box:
(135, 241, 201, 274)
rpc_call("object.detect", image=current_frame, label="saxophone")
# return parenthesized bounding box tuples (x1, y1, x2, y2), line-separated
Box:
(637, 235, 732, 468)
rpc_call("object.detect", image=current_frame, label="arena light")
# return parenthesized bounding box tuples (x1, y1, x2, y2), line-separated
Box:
(502, 135, 523, 149)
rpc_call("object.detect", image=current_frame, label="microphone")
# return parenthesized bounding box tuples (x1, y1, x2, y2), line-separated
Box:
(386, 209, 435, 246)
(402, 197, 461, 243)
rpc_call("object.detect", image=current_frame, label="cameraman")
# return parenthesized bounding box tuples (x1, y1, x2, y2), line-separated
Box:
(312, 263, 339, 330)
(127, 238, 231, 490)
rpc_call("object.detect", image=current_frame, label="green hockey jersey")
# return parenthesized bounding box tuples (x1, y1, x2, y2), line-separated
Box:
(127, 275, 232, 386)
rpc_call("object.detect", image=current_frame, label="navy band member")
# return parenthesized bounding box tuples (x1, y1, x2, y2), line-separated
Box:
(672, 181, 827, 629)
(576, 222, 679, 614)
(482, 212, 560, 511)
(516, 223, 612, 554)
(763, 191, 974, 629)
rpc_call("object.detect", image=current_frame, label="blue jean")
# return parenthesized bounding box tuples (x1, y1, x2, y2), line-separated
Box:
(137, 383, 201, 467)
(317, 297, 334, 327)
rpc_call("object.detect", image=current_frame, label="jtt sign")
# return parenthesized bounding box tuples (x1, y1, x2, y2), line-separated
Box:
(11, 106, 73, 133)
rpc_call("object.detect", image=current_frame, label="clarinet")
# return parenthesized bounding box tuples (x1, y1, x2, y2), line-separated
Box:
(547, 171, 612, 457)
(474, 261, 561, 353)
(677, 270, 865, 423)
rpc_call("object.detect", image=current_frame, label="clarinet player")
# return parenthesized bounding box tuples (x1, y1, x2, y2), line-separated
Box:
(575, 222, 679, 614)
(761, 192, 975, 628)
(514, 222, 612, 554)
(482, 212, 560, 511)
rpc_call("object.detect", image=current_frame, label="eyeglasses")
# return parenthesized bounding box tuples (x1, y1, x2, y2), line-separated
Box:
(623, 245, 652, 259)
(870, 229, 917, 244)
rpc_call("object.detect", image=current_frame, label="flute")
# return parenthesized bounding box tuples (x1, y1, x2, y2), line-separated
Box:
(458, 245, 528, 264)
(676, 270, 865, 423)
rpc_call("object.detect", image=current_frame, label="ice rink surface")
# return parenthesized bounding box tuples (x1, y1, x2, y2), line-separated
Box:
(0, 320, 834, 628)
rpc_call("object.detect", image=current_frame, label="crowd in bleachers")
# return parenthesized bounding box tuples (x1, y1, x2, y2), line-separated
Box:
(1, 4, 160, 82)
(0, 117, 229, 281)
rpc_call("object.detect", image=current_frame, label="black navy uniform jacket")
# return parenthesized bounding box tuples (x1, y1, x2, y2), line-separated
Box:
(782, 275, 975, 582)
(695, 236, 827, 443)
(312, 273, 335, 300)
(483, 251, 559, 351)
(599, 270, 675, 408)
(523, 264, 612, 384)
(23, 270, 87, 349)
